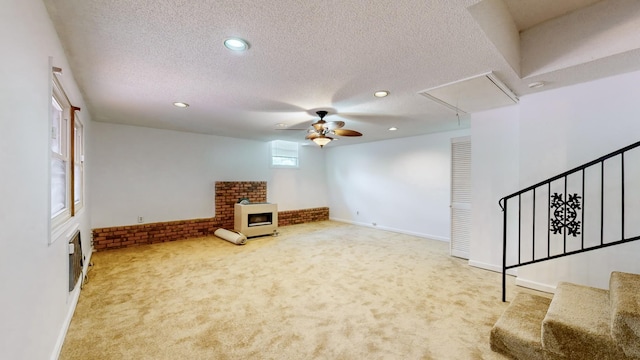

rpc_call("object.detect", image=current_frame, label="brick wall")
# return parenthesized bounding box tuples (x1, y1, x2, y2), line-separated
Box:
(92, 181, 328, 251)
(215, 181, 266, 229)
(93, 218, 221, 251)
(278, 207, 330, 226)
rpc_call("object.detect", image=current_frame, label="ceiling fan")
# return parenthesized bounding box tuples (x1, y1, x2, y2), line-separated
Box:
(305, 110, 362, 147)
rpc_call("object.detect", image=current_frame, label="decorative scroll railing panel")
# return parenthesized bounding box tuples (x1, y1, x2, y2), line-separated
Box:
(499, 140, 640, 302)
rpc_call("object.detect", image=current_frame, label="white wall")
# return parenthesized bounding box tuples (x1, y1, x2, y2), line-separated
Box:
(91, 122, 328, 228)
(269, 144, 329, 211)
(325, 129, 470, 240)
(469, 106, 520, 272)
(0, 1, 93, 359)
(470, 70, 640, 291)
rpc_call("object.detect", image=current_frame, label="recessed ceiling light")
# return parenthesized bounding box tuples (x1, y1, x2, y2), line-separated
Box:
(224, 38, 249, 51)
(374, 90, 390, 98)
(388, 127, 398, 131)
(173, 102, 189, 108)
(528, 81, 545, 89)
(276, 123, 287, 128)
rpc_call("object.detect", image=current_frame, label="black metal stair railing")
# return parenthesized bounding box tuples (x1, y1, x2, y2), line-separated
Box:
(498, 140, 640, 302)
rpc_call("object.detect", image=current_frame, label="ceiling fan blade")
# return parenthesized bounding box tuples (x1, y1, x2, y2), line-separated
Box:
(323, 121, 345, 130)
(333, 129, 362, 137)
(305, 133, 320, 140)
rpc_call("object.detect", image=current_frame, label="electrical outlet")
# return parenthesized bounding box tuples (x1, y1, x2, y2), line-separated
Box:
(138, 216, 144, 223)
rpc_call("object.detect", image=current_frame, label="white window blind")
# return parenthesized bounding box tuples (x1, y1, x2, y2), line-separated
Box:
(271, 140, 299, 168)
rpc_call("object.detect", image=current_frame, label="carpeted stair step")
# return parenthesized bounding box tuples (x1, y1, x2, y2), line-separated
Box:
(610, 271, 640, 358)
(490, 292, 551, 360)
(541, 282, 626, 359)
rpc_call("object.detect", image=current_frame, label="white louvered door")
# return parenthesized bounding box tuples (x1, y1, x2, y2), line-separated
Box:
(450, 136, 471, 259)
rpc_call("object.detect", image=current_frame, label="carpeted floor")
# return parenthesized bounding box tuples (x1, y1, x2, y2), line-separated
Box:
(60, 221, 538, 359)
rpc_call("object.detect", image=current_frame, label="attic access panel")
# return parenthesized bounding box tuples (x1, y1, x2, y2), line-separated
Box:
(419, 72, 518, 114)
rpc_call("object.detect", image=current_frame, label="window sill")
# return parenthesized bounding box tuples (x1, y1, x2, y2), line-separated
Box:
(50, 216, 77, 245)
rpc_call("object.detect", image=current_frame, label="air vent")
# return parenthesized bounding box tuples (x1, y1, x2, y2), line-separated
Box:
(418, 72, 518, 114)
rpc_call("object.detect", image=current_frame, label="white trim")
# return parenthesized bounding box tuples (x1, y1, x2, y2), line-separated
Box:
(329, 217, 450, 242)
(451, 135, 471, 143)
(485, 72, 519, 104)
(515, 277, 557, 294)
(468, 260, 518, 276)
(51, 281, 80, 360)
(451, 249, 470, 259)
(73, 112, 85, 212)
(50, 220, 76, 245)
(48, 57, 53, 245)
(50, 67, 73, 243)
(66, 223, 80, 240)
(419, 92, 467, 114)
(50, 247, 92, 360)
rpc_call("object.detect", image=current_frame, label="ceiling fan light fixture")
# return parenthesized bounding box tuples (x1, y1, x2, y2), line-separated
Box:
(312, 136, 333, 148)
(374, 90, 389, 98)
(173, 102, 189, 108)
(224, 38, 249, 51)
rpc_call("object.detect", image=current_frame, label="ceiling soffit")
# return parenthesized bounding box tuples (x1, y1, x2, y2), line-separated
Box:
(469, 0, 640, 79)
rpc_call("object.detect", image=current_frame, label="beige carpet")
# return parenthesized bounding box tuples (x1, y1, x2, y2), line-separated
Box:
(61, 221, 528, 359)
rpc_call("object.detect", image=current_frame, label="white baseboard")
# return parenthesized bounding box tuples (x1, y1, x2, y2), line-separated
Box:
(50, 249, 93, 360)
(468, 260, 517, 276)
(451, 249, 469, 259)
(51, 284, 81, 360)
(329, 217, 450, 242)
(515, 277, 556, 294)
(468, 260, 501, 273)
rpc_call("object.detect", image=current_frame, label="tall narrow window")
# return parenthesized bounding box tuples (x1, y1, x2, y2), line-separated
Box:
(50, 70, 82, 233)
(73, 111, 84, 212)
(51, 77, 70, 226)
(271, 140, 299, 168)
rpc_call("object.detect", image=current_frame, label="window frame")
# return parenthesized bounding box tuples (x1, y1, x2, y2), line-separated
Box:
(50, 69, 83, 239)
(270, 140, 299, 168)
(72, 109, 84, 213)
(50, 75, 72, 228)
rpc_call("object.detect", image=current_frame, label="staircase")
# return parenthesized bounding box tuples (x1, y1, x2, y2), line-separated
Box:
(497, 140, 640, 303)
(491, 271, 640, 359)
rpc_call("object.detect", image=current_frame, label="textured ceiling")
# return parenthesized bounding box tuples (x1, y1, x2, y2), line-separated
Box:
(43, 0, 640, 146)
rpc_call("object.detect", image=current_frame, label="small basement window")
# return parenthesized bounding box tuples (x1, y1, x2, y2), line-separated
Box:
(271, 140, 299, 168)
